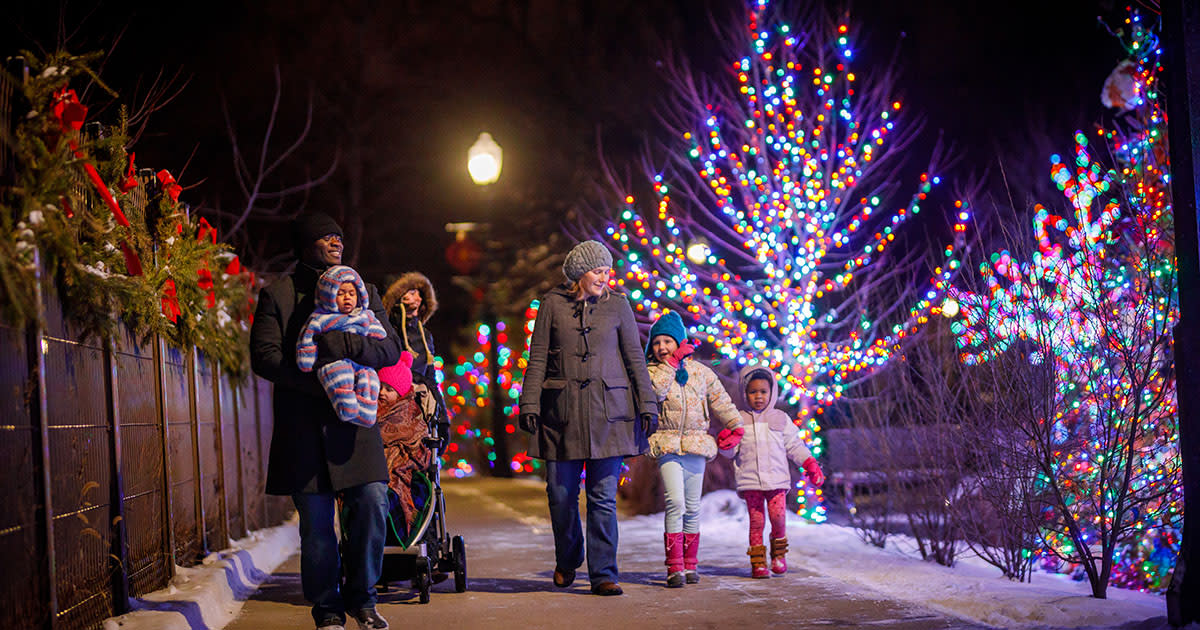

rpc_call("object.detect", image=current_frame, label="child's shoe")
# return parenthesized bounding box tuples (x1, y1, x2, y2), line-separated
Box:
(682, 533, 700, 584)
(665, 532, 686, 588)
(748, 545, 769, 578)
(770, 537, 788, 574)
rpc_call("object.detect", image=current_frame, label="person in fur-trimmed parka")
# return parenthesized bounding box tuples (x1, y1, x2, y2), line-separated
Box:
(382, 272, 438, 379)
(645, 310, 742, 587)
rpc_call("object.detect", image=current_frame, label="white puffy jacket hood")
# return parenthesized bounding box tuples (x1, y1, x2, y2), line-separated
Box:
(723, 365, 813, 491)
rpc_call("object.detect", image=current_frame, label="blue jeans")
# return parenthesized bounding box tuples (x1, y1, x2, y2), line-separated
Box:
(292, 481, 389, 624)
(545, 457, 623, 585)
(658, 453, 706, 534)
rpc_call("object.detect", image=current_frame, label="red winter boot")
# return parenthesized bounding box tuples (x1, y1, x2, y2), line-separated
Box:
(664, 532, 686, 588)
(682, 533, 700, 584)
(770, 537, 789, 574)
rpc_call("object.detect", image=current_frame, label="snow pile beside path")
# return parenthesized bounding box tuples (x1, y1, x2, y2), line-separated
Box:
(627, 490, 1168, 630)
(103, 515, 300, 630)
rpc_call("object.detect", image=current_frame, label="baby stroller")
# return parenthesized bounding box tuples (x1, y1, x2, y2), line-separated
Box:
(341, 373, 466, 604)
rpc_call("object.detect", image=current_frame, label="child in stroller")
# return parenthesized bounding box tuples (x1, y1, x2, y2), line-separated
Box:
(371, 353, 466, 602)
(378, 352, 430, 535)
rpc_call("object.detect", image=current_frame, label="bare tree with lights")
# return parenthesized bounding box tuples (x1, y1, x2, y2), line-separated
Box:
(578, 1, 972, 520)
(948, 12, 1181, 595)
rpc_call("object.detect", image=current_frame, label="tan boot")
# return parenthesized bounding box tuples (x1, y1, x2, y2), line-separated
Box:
(770, 537, 789, 574)
(748, 545, 769, 578)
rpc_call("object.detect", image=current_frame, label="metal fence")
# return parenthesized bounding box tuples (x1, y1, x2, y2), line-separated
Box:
(0, 56, 292, 630)
(0, 276, 292, 630)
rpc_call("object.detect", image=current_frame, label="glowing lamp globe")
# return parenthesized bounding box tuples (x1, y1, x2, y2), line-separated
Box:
(941, 297, 960, 318)
(468, 132, 503, 185)
(686, 241, 711, 265)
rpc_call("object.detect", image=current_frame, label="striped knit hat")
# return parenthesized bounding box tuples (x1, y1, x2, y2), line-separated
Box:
(316, 265, 369, 313)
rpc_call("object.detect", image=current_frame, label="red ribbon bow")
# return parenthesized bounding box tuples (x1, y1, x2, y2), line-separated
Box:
(51, 88, 87, 133)
(161, 279, 182, 323)
(225, 256, 242, 276)
(197, 217, 217, 245)
(197, 266, 216, 309)
(50, 88, 142, 276)
(156, 170, 182, 203)
(119, 152, 139, 193)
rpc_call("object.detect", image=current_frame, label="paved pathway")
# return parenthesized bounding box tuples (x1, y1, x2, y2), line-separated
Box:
(226, 477, 985, 630)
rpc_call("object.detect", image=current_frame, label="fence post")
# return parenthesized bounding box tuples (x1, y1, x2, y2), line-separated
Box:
(186, 348, 208, 555)
(153, 334, 176, 573)
(251, 377, 267, 528)
(103, 337, 131, 614)
(232, 378, 247, 537)
(28, 252, 56, 630)
(211, 361, 229, 548)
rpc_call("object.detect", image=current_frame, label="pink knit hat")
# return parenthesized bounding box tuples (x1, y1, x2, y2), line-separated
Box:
(378, 351, 414, 397)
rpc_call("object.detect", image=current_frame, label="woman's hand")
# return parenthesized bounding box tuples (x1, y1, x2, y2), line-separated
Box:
(716, 426, 744, 450)
(519, 413, 540, 434)
(801, 456, 825, 486)
(641, 412, 659, 436)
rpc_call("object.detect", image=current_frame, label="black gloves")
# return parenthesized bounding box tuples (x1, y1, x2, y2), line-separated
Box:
(641, 412, 658, 436)
(314, 331, 364, 367)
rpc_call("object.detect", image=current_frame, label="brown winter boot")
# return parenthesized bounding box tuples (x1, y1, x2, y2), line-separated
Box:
(748, 545, 769, 579)
(770, 537, 789, 574)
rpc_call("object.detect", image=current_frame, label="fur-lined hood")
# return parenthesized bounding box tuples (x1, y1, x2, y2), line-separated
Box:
(383, 272, 438, 324)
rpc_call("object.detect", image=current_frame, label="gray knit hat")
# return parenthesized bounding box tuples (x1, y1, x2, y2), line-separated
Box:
(562, 240, 614, 282)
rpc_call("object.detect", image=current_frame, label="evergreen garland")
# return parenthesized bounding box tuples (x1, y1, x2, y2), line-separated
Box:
(0, 50, 254, 375)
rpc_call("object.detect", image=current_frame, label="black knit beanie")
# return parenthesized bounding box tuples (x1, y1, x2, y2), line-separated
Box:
(292, 212, 343, 256)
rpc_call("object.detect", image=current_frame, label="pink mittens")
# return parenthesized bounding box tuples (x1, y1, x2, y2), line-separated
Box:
(665, 343, 695, 368)
(717, 426, 745, 450)
(801, 456, 825, 486)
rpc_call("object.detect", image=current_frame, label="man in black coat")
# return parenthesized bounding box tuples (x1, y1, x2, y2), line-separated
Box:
(250, 212, 401, 630)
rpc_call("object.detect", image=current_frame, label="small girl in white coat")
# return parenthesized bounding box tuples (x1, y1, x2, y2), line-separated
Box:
(719, 365, 825, 578)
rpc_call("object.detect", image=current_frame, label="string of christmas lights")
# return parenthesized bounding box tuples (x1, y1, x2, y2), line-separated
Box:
(597, 1, 968, 520)
(947, 9, 1180, 593)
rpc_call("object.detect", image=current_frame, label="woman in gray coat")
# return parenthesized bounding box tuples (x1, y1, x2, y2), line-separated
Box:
(519, 240, 658, 596)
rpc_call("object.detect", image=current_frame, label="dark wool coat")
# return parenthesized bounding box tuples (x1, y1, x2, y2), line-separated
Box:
(250, 263, 403, 495)
(519, 284, 658, 461)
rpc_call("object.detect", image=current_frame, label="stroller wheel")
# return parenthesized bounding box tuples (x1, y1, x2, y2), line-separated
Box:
(415, 556, 432, 604)
(452, 535, 467, 593)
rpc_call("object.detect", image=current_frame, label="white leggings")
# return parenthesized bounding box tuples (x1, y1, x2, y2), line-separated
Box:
(658, 453, 706, 534)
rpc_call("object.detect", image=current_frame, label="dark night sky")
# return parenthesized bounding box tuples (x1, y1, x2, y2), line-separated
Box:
(5, 0, 1125, 342)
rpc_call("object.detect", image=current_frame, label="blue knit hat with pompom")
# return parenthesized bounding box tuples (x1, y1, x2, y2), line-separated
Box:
(645, 310, 687, 360)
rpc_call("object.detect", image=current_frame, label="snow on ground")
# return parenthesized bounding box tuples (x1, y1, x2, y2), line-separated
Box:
(624, 490, 1172, 630)
(102, 515, 300, 630)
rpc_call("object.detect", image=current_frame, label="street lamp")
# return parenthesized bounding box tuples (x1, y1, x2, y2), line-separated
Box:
(468, 132, 503, 185)
(940, 297, 960, 318)
(467, 132, 511, 476)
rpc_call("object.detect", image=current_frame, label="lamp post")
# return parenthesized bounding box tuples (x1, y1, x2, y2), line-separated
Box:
(1163, 0, 1200, 623)
(467, 132, 512, 477)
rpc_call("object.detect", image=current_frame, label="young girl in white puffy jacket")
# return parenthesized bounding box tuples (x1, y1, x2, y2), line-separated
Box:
(719, 365, 824, 578)
(645, 310, 743, 588)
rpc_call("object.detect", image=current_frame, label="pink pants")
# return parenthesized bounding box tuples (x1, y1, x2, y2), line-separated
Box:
(742, 489, 787, 546)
